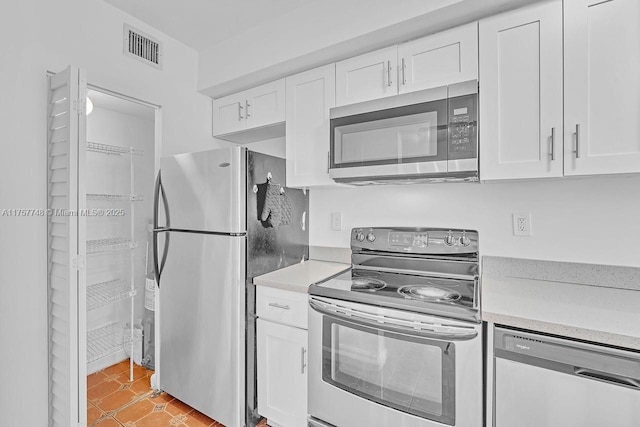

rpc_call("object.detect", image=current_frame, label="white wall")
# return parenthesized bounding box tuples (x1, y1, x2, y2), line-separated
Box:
(198, 0, 462, 95)
(310, 175, 640, 267)
(197, 0, 540, 97)
(0, 1, 212, 425)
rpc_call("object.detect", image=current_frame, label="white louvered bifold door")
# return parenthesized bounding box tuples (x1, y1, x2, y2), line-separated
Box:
(47, 65, 87, 427)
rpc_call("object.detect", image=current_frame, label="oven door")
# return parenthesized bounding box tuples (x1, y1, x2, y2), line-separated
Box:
(308, 296, 482, 427)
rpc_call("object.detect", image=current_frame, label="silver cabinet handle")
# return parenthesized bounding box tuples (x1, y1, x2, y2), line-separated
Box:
(268, 302, 290, 310)
(550, 127, 556, 161)
(326, 151, 330, 173)
(238, 103, 244, 121)
(301, 211, 306, 232)
(300, 347, 307, 374)
(575, 124, 580, 158)
(401, 58, 406, 85)
(245, 100, 251, 118)
(387, 60, 392, 87)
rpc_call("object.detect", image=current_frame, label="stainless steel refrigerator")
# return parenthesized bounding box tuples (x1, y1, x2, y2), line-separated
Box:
(153, 147, 309, 427)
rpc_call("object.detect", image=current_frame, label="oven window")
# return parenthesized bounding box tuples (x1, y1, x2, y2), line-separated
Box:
(322, 316, 455, 425)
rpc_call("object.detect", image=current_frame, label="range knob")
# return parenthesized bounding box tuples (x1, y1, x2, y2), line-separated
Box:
(366, 232, 376, 242)
(459, 232, 471, 247)
(355, 231, 365, 242)
(444, 231, 456, 246)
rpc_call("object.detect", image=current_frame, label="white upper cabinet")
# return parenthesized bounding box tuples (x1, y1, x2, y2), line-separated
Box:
(335, 23, 478, 107)
(286, 64, 336, 187)
(212, 79, 285, 143)
(399, 22, 478, 94)
(479, 0, 563, 180)
(246, 79, 286, 129)
(213, 93, 246, 136)
(335, 46, 398, 106)
(564, 0, 640, 176)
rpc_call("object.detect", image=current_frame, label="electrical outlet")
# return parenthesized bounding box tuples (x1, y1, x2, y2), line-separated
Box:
(512, 213, 532, 236)
(331, 212, 342, 231)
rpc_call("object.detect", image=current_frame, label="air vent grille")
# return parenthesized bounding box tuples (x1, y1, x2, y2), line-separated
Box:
(123, 24, 162, 69)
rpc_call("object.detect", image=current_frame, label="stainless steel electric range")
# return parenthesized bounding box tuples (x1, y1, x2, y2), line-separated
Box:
(308, 227, 482, 427)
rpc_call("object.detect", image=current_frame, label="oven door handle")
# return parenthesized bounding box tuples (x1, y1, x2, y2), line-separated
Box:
(309, 298, 478, 341)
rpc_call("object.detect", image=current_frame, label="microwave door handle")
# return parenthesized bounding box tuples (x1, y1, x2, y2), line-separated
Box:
(309, 299, 477, 341)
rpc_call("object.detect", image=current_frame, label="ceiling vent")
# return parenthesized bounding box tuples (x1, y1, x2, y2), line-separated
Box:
(123, 24, 162, 69)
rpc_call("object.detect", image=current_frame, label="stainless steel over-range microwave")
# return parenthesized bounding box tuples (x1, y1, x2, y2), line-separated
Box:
(329, 80, 478, 184)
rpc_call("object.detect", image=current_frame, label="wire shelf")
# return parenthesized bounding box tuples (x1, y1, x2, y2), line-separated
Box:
(86, 323, 124, 363)
(87, 141, 143, 156)
(86, 193, 144, 201)
(87, 238, 138, 254)
(87, 280, 137, 311)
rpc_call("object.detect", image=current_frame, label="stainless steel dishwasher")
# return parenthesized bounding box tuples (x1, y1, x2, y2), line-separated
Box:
(493, 326, 640, 427)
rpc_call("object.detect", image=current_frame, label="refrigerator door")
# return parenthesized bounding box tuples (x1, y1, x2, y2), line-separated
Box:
(159, 147, 246, 233)
(158, 230, 245, 427)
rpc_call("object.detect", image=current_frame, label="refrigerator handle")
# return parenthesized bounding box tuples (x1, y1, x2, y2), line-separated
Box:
(153, 172, 162, 286)
(153, 229, 161, 286)
(153, 172, 171, 286)
(153, 171, 161, 230)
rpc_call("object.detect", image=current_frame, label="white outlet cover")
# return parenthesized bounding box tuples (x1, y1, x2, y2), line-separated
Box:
(512, 213, 532, 236)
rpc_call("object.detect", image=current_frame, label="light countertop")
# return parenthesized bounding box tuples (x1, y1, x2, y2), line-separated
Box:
(482, 256, 640, 350)
(253, 260, 350, 293)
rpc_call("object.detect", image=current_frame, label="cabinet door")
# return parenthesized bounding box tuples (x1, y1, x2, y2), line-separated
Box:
(257, 319, 308, 427)
(564, 0, 640, 176)
(212, 93, 246, 136)
(286, 64, 336, 187)
(399, 22, 478, 94)
(47, 65, 88, 427)
(479, 0, 563, 180)
(335, 46, 397, 106)
(246, 79, 286, 129)
(495, 358, 640, 427)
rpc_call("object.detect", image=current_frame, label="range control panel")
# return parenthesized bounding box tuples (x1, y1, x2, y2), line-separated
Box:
(351, 227, 478, 254)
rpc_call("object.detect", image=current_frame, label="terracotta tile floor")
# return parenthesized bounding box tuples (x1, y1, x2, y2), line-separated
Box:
(87, 359, 270, 427)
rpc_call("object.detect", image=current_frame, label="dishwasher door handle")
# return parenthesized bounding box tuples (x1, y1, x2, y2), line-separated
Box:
(574, 367, 640, 389)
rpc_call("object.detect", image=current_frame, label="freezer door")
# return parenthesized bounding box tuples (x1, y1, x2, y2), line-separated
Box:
(159, 147, 245, 233)
(158, 231, 245, 427)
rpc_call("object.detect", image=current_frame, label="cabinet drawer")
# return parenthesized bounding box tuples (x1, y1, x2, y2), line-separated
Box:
(256, 286, 308, 329)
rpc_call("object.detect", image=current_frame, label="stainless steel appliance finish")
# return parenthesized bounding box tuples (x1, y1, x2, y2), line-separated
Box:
(308, 227, 482, 427)
(329, 81, 478, 184)
(493, 326, 640, 427)
(154, 147, 309, 427)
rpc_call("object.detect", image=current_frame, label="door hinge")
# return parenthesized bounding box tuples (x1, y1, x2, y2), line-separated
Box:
(72, 255, 86, 270)
(72, 97, 86, 115)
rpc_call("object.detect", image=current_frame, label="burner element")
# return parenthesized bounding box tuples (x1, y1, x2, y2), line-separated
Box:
(397, 285, 461, 302)
(351, 277, 386, 291)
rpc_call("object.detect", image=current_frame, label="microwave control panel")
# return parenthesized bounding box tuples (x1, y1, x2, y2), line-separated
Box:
(448, 94, 477, 159)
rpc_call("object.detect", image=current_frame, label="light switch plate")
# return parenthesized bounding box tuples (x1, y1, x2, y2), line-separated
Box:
(331, 212, 342, 231)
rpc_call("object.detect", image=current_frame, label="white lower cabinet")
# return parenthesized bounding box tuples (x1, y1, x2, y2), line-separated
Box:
(257, 319, 308, 427)
(257, 286, 308, 427)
